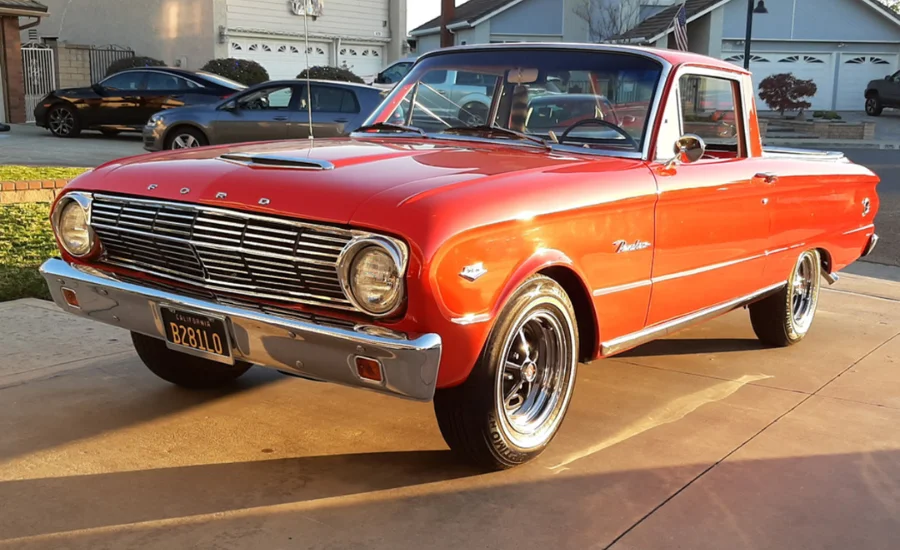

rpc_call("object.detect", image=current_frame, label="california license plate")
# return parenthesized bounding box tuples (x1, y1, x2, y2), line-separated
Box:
(160, 306, 233, 364)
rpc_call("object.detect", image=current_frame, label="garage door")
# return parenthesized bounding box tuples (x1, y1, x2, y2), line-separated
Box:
(835, 54, 898, 111)
(724, 53, 834, 111)
(229, 39, 331, 81)
(339, 45, 384, 82)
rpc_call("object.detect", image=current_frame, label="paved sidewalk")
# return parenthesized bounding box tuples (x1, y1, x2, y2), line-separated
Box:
(0, 273, 899, 549)
(0, 124, 144, 167)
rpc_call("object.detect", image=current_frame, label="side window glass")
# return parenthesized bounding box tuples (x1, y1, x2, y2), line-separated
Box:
(382, 63, 411, 84)
(145, 73, 182, 90)
(679, 74, 742, 153)
(101, 72, 144, 91)
(303, 86, 358, 113)
(237, 86, 293, 110)
(420, 70, 448, 85)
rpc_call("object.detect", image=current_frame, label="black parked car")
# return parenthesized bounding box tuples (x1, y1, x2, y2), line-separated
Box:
(143, 79, 384, 151)
(865, 69, 900, 116)
(34, 68, 246, 138)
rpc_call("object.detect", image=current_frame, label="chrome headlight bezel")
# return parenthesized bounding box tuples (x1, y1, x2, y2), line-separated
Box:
(338, 235, 408, 317)
(51, 192, 98, 258)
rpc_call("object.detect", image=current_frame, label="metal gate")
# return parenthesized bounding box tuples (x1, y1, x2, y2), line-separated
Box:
(21, 44, 56, 123)
(88, 45, 134, 83)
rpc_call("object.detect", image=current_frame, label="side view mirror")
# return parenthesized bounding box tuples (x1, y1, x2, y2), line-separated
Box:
(220, 100, 237, 111)
(375, 73, 385, 84)
(886, 75, 892, 80)
(665, 134, 706, 169)
(622, 115, 637, 125)
(91, 83, 105, 94)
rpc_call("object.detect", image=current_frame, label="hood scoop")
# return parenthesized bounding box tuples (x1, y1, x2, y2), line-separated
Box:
(218, 153, 335, 171)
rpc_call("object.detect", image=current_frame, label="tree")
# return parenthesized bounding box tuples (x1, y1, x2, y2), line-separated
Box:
(297, 66, 364, 84)
(885, 1, 900, 13)
(201, 58, 269, 86)
(573, 0, 642, 42)
(758, 73, 818, 117)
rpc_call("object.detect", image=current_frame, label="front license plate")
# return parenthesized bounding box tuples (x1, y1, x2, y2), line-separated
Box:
(160, 306, 233, 364)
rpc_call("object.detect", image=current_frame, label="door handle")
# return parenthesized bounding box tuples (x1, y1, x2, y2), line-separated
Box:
(273, 116, 288, 121)
(335, 118, 349, 123)
(754, 172, 778, 184)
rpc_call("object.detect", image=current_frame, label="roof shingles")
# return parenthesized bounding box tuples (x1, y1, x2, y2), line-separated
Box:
(614, 0, 723, 43)
(411, 0, 519, 34)
(0, 0, 48, 13)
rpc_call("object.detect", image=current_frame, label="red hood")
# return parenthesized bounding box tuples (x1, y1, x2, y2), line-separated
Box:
(70, 138, 592, 225)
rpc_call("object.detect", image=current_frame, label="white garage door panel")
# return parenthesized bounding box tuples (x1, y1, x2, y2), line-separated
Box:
(230, 39, 331, 81)
(724, 53, 834, 111)
(339, 45, 384, 81)
(835, 54, 897, 111)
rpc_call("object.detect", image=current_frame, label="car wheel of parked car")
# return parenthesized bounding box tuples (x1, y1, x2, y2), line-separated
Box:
(166, 127, 208, 150)
(433, 275, 578, 470)
(48, 104, 81, 138)
(459, 102, 489, 126)
(131, 332, 252, 389)
(100, 129, 121, 137)
(865, 95, 883, 116)
(749, 249, 821, 347)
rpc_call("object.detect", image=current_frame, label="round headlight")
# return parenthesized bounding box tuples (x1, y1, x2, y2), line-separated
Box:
(57, 199, 92, 256)
(348, 245, 403, 315)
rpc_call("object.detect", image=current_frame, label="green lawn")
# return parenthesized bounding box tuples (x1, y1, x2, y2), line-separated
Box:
(0, 166, 87, 302)
(0, 165, 88, 181)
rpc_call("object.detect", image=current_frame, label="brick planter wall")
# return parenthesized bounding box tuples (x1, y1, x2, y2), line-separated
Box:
(0, 180, 70, 204)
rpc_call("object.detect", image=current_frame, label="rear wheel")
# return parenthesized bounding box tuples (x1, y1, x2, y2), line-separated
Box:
(433, 276, 578, 470)
(749, 250, 821, 347)
(865, 95, 883, 116)
(165, 127, 208, 150)
(48, 104, 81, 138)
(131, 332, 252, 389)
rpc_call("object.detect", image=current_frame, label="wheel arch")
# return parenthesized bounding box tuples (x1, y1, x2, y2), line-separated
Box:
(162, 122, 209, 148)
(45, 100, 80, 124)
(865, 88, 879, 99)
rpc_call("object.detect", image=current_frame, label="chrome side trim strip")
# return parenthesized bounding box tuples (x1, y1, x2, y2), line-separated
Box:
(601, 282, 785, 356)
(450, 313, 492, 326)
(652, 253, 766, 283)
(592, 279, 651, 297)
(843, 224, 875, 236)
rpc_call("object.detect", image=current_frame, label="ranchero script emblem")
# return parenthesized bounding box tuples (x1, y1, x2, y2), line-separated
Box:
(459, 262, 488, 282)
(614, 240, 652, 253)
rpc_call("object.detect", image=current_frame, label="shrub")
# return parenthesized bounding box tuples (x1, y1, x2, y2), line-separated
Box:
(201, 58, 270, 86)
(105, 56, 166, 77)
(758, 73, 818, 117)
(297, 66, 364, 84)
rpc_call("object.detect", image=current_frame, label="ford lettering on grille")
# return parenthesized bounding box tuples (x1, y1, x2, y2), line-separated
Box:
(89, 194, 355, 310)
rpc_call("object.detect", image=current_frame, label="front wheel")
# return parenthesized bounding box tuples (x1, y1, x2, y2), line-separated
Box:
(434, 276, 579, 470)
(48, 104, 81, 138)
(132, 332, 252, 389)
(749, 249, 821, 347)
(165, 127, 208, 150)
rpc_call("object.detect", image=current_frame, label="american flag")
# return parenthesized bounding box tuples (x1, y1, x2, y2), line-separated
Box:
(673, 3, 689, 51)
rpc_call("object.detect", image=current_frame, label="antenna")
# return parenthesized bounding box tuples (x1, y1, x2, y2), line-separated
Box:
(303, 11, 314, 143)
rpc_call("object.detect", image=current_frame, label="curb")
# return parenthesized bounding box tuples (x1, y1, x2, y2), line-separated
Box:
(0, 179, 71, 204)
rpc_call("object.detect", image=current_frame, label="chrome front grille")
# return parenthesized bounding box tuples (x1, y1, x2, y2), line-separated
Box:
(90, 194, 355, 310)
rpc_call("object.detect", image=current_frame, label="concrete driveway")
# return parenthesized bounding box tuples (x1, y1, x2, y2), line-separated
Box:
(0, 124, 145, 167)
(1, 271, 899, 549)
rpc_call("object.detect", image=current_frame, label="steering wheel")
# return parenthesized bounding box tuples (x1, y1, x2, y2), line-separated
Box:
(558, 118, 639, 150)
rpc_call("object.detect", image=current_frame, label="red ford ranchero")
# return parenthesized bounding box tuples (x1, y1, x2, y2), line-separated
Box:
(42, 44, 879, 470)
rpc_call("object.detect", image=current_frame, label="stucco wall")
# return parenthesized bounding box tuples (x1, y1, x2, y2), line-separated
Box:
(491, 0, 563, 36)
(722, 0, 900, 42)
(415, 33, 441, 53)
(25, 0, 218, 69)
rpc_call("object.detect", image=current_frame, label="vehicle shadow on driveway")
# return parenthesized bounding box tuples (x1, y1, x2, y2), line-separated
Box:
(0, 450, 478, 540)
(621, 338, 765, 358)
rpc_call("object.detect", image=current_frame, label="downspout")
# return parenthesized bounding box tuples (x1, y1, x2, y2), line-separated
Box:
(19, 17, 41, 31)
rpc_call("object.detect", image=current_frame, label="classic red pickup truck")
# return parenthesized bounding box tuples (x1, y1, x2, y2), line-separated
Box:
(42, 44, 879, 470)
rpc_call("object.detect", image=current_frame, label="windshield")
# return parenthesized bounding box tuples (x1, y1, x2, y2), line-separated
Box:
(366, 48, 662, 154)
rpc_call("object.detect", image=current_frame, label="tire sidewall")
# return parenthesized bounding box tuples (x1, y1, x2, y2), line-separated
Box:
(477, 277, 579, 465)
(783, 250, 821, 342)
(866, 96, 882, 116)
(49, 105, 79, 137)
(166, 127, 207, 150)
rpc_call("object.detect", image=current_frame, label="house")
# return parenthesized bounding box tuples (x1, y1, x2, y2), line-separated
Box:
(1, 0, 48, 123)
(24, 0, 407, 81)
(410, 0, 590, 52)
(618, 0, 900, 111)
(413, 0, 900, 112)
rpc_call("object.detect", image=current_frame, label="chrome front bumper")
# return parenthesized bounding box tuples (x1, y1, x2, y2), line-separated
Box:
(40, 259, 442, 401)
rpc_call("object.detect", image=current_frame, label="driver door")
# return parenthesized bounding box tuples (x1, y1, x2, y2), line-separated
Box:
(647, 71, 771, 326)
(210, 84, 296, 144)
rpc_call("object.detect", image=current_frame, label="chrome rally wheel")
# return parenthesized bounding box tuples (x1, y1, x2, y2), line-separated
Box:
(434, 276, 578, 470)
(750, 249, 821, 347)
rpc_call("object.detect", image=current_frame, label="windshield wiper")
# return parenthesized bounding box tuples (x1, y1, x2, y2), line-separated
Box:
(440, 125, 552, 150)
(355, 122, 427, 136)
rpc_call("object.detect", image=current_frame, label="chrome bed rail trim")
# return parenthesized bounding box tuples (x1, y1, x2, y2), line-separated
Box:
(762, 147, 847, 162)
(601, 282, 786, 356)
(41, 258, 441, 401)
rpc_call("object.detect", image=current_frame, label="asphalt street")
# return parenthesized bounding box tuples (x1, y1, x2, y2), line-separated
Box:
(839, 148, 899, 267)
